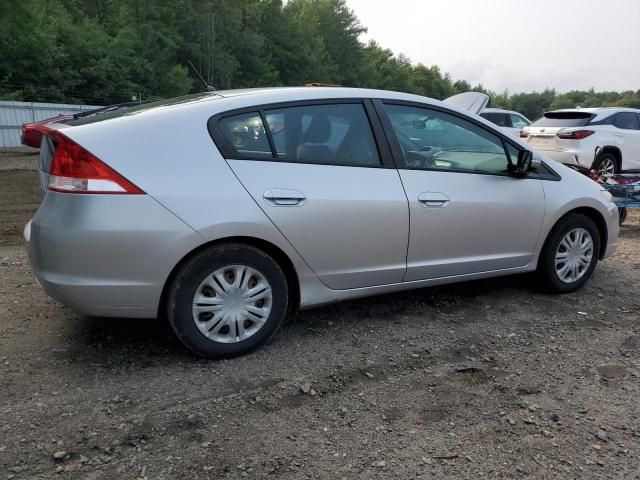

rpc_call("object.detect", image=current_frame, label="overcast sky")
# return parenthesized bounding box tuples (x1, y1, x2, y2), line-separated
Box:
(345, 0, 640, 93)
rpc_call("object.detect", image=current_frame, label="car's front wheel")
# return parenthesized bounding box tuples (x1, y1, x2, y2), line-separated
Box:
(167, 243, 289, 359)
(537, 213, 600, 293)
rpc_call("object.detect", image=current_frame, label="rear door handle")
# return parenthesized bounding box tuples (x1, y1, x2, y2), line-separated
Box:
(263, 189, 306, 206)
(418, 192, 449, 208)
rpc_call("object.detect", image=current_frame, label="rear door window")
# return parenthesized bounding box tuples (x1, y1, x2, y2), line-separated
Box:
(613, 112, 640, 130)
(481, 112, 510, 127)
(263, 103, 381, 167)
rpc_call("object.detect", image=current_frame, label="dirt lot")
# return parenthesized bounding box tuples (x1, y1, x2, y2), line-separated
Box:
(1, 154, 639, 479)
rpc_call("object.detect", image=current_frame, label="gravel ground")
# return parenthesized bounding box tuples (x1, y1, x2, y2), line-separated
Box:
(1, 159, 639, 479)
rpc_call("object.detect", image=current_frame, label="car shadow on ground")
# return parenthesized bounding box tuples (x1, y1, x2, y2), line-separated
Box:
(65, 273, 536, 366)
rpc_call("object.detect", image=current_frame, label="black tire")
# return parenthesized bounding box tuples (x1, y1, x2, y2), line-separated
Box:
(618, 207, 628, 226)
(167, 243, 288, 359)
(592, 152, 619, 176)
(537, 213, 601, 293)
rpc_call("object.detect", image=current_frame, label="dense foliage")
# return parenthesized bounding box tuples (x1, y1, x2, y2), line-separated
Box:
(1, 0, 639, 120)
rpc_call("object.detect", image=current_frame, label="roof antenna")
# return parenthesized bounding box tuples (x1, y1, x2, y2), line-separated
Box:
(188, 60, 216, 92)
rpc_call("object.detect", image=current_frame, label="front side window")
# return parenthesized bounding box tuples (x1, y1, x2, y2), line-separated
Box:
(613, 112, 640, 130)
(510, 113, 530, 129)
(264, 103, 381, 167)
(218, 112, 272, 159)
(384, 104, 510, 174)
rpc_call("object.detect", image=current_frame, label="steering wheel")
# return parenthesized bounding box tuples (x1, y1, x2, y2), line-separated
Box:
(405, 146, 442, 169)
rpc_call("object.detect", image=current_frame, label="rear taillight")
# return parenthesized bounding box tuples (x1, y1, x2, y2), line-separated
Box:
(557, 130, 595, 140)
(519, 130, 528, 138)
(38, 127, 144, 194)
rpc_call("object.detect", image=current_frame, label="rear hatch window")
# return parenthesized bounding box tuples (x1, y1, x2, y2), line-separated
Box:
(530, 112, 594, 128)
(67, 92, 220, 127)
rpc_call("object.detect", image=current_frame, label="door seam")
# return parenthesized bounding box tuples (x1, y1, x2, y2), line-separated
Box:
(221, 157, 333, 289)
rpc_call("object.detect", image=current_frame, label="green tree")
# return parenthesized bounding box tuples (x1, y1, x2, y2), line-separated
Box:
(2, 0, 639, 113)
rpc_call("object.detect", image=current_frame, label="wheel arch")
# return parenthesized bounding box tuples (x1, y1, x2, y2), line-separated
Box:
(596, 146, 622, 170)
(158, 236, 301, 319)
(541, 207, 609, 263)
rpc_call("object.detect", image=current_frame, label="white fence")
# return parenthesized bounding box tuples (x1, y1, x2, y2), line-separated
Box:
(0, 101, 102, 148)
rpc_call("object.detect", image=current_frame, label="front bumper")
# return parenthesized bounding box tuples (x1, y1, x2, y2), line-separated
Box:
(602, 202, 619, 259)
(25, 192, 204, 318)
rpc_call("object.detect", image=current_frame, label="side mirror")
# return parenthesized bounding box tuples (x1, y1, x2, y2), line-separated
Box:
(517, 150, 532, 172)
(530, 151, 542, 171)
(511, 149, 540, 176)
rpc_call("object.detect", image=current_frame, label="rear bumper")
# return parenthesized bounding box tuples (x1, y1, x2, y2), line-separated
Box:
(25, 192, 204, 318)
(538, 149, 596, 168)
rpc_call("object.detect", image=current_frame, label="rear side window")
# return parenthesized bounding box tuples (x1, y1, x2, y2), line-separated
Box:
(531, 112, 593, 128)
(218, 112, 273, 159)
(264, 103, 380, 167)
(481, 112, 509, 127)
(214, 103, 381, 167)
(613, 112, 640, 130)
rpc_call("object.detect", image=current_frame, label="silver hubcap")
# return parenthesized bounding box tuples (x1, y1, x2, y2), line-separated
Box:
(555, 228, 594, 283)
(192, 265, 272, 343)
(597, 158, 616, 176)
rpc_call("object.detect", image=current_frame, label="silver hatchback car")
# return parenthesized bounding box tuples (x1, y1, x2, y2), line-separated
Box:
(25, 87, 619, 358)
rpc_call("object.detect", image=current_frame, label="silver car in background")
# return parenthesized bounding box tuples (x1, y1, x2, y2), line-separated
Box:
(480, 107, 531, 137)
(25, 87, 619, 358)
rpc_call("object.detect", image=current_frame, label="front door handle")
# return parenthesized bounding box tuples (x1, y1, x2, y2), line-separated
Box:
(418, 192, 449, 208)
(263, 189, 306, 206)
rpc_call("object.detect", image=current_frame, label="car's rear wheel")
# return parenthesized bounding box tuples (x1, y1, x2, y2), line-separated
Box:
(593, 152, 618, 176)
(537, 213, 600, 293)
(167, 243, 288, 359)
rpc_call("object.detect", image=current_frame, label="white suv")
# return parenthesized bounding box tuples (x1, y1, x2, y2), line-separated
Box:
(480, 108, 531, 137)
(522, 108, 640, 175)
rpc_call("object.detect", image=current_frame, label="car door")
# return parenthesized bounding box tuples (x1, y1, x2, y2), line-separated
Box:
(375, 100, 546, 281)
(211, 100, 409, 290)
(613, 112, 640, 170)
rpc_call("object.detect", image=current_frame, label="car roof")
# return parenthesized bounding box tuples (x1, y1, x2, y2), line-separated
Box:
(210, 86, 448, 107)
(549, 107, 640, 114)
(69, 87, 461, 126)
(64, 86, 531, 151)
